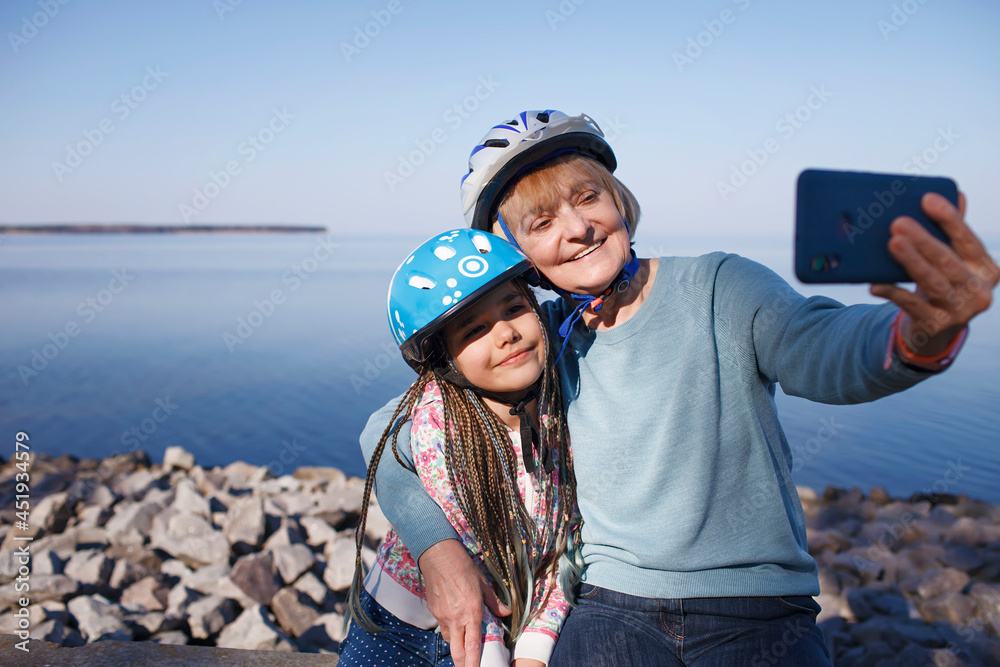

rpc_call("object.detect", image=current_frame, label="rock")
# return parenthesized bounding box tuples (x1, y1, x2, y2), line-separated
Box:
(867, 590, 913, 619)
(845, 588, 874, 623)
(120, 576, 169, 612)
(29, 619, 85, 647)
(226, 496, 266, 550)
(76, 504, 112, 529)
(63, 549, 114, 590)
(948, 517, 986, 547)
(213, 575, 257, 609)
(968, 581, 1000, 612)
(920, 591, 976, 626)
(292, 571, 329, 608)
(170, 479, 211, 518)
(85, 483, 118, 509)
(105, 543, 162, 570)
(268, 492, 315, 517)
(868, 486, 891, 505)
(113, 467, 168, 501)
(151, 629, 189, 645)
(322, 538, 356, 592)
(31, 549, 65, 576)
(186, 593, 238, 639)
(293, 467, 346, 485)
(180, 562, 232, 596)
(167, 513, 229, 563)
(163, 446, 196, 471)
(32, 492, 73, 533)
(0, 574, 77, 604)
(364, 502, 392, 544)
(272, 543, 316, 585)
(216, 604, 295, 652)
(815, 592, 844, 623)
(264, 520, 306, 550)
(159, 558, 194, 582)
(108, 558, 152, 590)
(222, 461, 269, 489)
(67, 594, 133, 643)
(939, 544, 986, 572)
(127, 610, 167, 636)
(165, 584, 202, 617)
(271, 587, 320, 637)
(104, 500, 163, 544)
(299, 611, 349, 649)
(796, 485, 818, 504)
(300, 516, 338, 548)
(0, 548, 23, 583)
(151, 511, 230, 568)
(917, 568, 971, 600)
(927, 649, 965, 667)
(231, 552, 280, 606)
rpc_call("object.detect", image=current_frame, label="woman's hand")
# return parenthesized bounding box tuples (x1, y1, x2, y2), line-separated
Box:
(870, 192, 998, 356)
(512, 660, 546, 667)
(419, 538, 511, 667)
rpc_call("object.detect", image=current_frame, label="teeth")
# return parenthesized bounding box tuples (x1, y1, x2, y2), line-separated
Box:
(571, 240, 603, 261)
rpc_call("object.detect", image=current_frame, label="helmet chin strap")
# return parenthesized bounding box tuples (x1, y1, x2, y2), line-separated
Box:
(432, 361, 553, 474)
(497, 211, 640, 366)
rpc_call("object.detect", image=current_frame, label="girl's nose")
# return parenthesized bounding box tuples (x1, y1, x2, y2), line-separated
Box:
(495, 319, 521, 345)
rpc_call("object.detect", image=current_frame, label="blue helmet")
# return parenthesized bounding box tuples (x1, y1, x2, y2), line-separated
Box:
(388, 229, 534, 368)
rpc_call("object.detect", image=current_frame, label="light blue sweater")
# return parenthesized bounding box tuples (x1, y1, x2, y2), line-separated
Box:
(360, 253, 936, 598)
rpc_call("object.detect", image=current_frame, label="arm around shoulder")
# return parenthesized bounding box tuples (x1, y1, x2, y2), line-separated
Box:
(359, 393, 458, 559)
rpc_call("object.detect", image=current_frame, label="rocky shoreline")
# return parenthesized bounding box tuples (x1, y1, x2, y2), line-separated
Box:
(0, 448, 998, 665)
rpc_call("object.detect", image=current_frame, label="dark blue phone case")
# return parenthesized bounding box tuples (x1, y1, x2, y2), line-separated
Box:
(795, 169, 959, 283)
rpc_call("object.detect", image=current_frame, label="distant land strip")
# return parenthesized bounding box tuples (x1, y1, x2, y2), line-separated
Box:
(0, 224, 327, 234)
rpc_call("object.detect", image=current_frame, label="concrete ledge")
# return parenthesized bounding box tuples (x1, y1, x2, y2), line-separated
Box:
(0, 634, 339, 666)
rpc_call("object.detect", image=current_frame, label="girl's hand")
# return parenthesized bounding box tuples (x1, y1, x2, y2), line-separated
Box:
(512, 660, 546, 667)
(870, 192, 998, 355)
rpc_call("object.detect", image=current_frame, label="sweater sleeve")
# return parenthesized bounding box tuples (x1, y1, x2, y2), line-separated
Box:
(713, 254, 939, 404)
(359, 394, 459, 560)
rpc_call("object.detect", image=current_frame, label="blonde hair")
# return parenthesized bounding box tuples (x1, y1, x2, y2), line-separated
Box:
(495, 154, 641, 242)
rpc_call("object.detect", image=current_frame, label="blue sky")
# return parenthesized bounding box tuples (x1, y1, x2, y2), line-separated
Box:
(1, 0, 998, 238)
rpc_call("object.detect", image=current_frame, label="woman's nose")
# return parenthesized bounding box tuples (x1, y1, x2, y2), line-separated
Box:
(557, 203, 591, 240)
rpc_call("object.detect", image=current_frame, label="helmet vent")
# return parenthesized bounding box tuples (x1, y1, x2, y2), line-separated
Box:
(471, 233, 492, 254)
(483, 139, 509, 149)
(535, 112, 550, 122)
(433, 245, 456, 261)
(505, 119, 518, 126)
(407, 274, 436, 290)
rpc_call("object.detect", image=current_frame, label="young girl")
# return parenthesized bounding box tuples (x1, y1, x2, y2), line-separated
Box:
(338, 228, 578, 667)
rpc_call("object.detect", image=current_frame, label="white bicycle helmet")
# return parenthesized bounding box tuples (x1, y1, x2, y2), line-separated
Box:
(460, 110, 616, 232)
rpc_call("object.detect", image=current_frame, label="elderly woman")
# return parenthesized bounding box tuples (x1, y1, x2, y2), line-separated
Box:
(360, 110, 997, 666)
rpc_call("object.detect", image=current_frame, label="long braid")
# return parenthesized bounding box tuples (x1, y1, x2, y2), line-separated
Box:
(347, 279, 579, 647)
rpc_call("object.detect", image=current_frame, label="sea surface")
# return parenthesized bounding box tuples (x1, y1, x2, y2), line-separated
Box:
(2, 233, 998, 502)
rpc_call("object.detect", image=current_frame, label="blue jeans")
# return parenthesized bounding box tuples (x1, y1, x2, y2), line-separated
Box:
(337, 589, 454, 666)
(549, 585, 833, 667)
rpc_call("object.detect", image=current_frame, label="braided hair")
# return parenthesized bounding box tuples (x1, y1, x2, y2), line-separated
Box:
(348, 279, 578, 647)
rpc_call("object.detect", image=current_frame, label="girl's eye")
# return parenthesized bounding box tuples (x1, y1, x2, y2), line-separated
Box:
(507, 303, 526, 316)
(463, 324, 485, 340)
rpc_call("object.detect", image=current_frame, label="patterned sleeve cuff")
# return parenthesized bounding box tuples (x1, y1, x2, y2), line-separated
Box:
(883, 310, 969, 372)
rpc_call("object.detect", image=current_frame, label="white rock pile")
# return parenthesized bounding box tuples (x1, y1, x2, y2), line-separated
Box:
(0, 447, 390, 654)
(800, 485, 1000, 666)
(1, 449, 999, 664)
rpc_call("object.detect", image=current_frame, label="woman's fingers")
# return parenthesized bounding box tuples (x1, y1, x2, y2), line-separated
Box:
(922, 192, 989, 264)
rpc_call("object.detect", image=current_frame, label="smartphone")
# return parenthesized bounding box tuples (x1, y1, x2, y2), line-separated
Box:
(794, 168, 959, 283)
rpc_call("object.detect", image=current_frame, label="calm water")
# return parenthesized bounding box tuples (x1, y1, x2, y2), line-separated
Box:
(2, 233, 998, 502)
